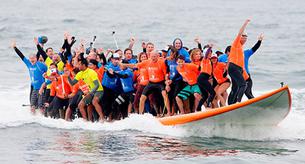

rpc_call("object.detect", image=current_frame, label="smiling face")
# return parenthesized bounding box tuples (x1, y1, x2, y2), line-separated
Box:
(29, 55, 37, 65)
(63, 67, 70, 76)
(174, 39, 182, 50)
(146, 43, 154, 53)
(52, 54, 60, 63)
(210, 57, 218, 64)
(139, 53, 148, 62)
(46, 48, 54, 58)
(177, 58, 185, 67)
(150, 51, 159, 62)
(78, 61, 86, 71)
(111, 58, 120, 66)
(124, 49, 132, 60)
(194, 51, 201, 61)
(88, 62, 96, 70)
(240, 34, 248, 45)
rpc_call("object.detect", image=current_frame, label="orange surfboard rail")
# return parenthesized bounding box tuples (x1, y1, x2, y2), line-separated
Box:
(158, 85, 292, 126)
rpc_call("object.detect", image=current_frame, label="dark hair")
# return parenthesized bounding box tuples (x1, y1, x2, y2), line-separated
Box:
(138, 52, 147, 62)
(50, 62, 58, 68)
(124, 48, 133, 55)
(172, 38, 183, 50)
(89, 59, 99, 67)
(72, 68, 80, 74)
(115, 49, 122, 53)
(169, 45, 179, 60)
(177, 54, 185, 60)
(215, 51, 224, 56)
(79, 59, 88, 67)
(225, 46, 231, 54)
(46, 47, 53, 53)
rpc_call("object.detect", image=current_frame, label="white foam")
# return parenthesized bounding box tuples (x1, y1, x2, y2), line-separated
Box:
(0, 87, 304, 141)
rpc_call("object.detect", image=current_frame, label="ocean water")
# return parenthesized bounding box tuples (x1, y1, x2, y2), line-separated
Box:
(0, 0, 305, 163)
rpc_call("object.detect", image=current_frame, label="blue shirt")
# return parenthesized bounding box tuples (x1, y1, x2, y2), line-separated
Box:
(23, 58, 47, 90)
(166, 59, 181, 81)
(118, 69, 134, 93)
(218, 53, 228, 63)
(167, 48, 191, 63)
(244, 49, 254, 74)
(102, 63, 121, 91)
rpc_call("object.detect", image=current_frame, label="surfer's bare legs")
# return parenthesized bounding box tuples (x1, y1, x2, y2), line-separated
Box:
(59, 109, 65, 119)
(78, 100, 87, 121)
(92, 96, 104, 122)
(139, 95, 147, 114)
(65, 106, 72, 121)
(161, 90, 171, 116)
(175, 96, 185, 114)
(193, 93, 202, 112)
(183, 99, 190, 113)
(87, 105, 93, 122)
(222, 91, 228, 105)
(128, 103, 132, 115)
(217, 82, 231, 107)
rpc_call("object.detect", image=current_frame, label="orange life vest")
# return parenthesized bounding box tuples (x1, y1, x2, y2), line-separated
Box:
(50, 75, 72, 99)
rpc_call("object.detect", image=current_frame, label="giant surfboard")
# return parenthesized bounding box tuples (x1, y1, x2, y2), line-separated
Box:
(158, 85, 292, 126)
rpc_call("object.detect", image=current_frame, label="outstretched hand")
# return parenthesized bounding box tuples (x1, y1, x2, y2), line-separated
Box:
(258, 33, 264, 41)
(130, 37, 135, 43)
(194, 36, 201, 44)
(10, 40, 16, 48)
(141, 41, 146, 48)
(34, 37, 39, 45)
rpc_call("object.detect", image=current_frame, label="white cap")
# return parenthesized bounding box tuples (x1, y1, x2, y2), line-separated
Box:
(112, 53, 120, 58)
(211, 53, 218, 59)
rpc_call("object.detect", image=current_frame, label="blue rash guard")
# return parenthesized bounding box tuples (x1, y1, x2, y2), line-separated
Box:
(218, 53, 229, 63)
(23, 58, 47, 90)
(102, 63, 121, 91)
(123, 58, 138, 64)
(165, 59, 181, 81)
(243, 49, 254, 74)
(167, 38, 191, 63)
(118, 69, 134, 93)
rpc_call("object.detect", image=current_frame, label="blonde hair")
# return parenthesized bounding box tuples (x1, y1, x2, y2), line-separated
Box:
(190, 48, 202, 62)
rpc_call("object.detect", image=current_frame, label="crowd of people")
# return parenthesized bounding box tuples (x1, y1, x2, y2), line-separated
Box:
(11, 19, 263, 122)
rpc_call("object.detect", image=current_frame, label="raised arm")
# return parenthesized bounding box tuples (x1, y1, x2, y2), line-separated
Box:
(251, 33, 264, 53)
(128, 37, 135, 50)
(11, 40, 25, 60)
(194, 37, 203, 51)
(34, 37, 48, 60)
(238, 19, 251, 36)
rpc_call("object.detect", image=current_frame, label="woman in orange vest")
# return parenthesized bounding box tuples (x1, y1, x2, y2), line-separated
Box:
(228, 19, 250, 104)
(210, 54, 231, 107)
(132, 52, 149, 113)
(197, 47, 215, 108)
(48, 64, 73, 119)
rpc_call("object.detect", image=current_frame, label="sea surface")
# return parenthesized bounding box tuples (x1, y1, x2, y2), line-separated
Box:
(0, 0, 305, 163)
